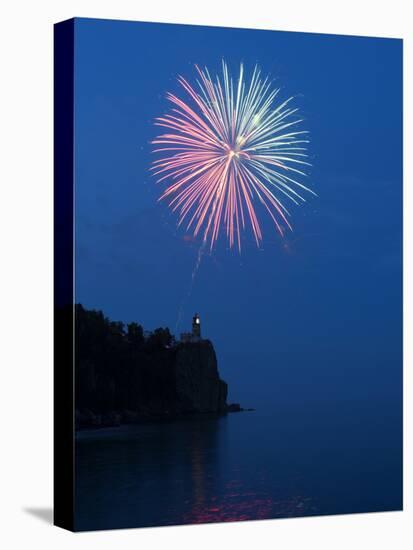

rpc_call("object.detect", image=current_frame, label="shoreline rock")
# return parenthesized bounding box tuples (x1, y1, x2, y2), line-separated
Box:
(226, 403, 255, 413)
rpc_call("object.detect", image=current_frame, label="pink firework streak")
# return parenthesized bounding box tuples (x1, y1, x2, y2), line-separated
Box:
(151, 61, 315, 252)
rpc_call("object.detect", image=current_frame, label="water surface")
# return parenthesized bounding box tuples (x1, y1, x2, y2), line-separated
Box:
(75, 403, 402, 531)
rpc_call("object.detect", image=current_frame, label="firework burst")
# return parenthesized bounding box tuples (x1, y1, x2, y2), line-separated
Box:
(151, 61, 315, 251)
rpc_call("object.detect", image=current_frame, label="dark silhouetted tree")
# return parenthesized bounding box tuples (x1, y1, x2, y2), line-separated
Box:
(127, 322, 144, 347)
(146, 327, 173, 349)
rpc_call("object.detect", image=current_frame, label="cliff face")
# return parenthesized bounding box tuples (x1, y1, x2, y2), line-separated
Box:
(174, 341, 227, 414)
(69, 305, 228, 429)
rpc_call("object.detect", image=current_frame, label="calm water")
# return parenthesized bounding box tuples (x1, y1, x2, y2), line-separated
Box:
(75, 405, 402, 531)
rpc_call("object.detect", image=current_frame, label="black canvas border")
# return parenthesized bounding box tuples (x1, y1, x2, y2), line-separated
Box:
(53, 18, 75, 532)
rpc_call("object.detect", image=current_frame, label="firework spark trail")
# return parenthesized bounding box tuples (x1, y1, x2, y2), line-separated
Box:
(174, 239, 207, 333)
(174, 161, 227, 333)
(152, 61, 315, 252)
(174, 182, 222, 332)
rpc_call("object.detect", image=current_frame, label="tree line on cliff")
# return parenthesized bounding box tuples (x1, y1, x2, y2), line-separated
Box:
(55, 304, 229, 429)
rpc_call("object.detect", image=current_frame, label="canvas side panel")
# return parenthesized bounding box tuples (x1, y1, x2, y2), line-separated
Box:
(53, 18, 75, 532)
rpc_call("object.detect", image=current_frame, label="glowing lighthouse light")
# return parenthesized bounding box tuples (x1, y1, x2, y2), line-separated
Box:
(192, 314, 201, 339)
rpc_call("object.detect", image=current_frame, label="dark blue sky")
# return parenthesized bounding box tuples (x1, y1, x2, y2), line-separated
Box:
(74, 18, 402, 409)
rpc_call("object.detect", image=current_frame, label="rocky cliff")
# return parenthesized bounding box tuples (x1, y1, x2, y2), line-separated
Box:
(174, 341, 227, 414)
(66, 305, 228, 429)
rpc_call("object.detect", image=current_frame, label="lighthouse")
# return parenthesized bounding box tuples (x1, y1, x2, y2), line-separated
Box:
(192, 313, 201, 339)
(180, 313, 202, 343)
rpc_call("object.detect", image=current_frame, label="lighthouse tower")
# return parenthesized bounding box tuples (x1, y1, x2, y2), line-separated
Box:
(180, 314, 202, 343)
(192, 313, 201, 340)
